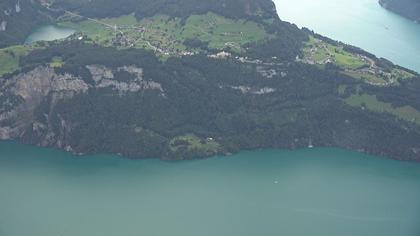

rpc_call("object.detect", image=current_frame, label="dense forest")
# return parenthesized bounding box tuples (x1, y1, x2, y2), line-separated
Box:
(379, 0, 420, 21)
(0, 39, 418, 161)
(52, 0, 278, 21)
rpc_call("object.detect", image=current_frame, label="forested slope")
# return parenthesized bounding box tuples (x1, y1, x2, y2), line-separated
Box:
(0, 0, 420, 161)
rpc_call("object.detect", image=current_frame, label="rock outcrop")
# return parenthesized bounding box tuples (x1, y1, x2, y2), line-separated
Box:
(86, 65, 164, 94)
(0, 66, 88, 140)
(0, 20, 6, 31)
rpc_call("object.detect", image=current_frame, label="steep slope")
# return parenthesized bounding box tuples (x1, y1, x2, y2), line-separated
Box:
(379, 0, 420, 21)
(0, 0, 420, 161)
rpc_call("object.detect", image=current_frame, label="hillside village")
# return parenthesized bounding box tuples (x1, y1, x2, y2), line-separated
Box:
(56, 12, 268, 59)
(299, 37, 415, 86)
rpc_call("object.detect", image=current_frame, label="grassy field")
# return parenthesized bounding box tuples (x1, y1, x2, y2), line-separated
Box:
(170, 134, 221, 155)
(101, 14, 138, 25)
(345, 93, 420, 125)
(343, 71, 388, 85)
(58, 13, 271, 55)
(50, 56, 64, 68)
(59, 20, 116, 46)
(302, 36, 415, 86)
(0, 45, 32, 76)
(183, 13, 269, 51)
(302, 37, 368, 70)
(391, 68, 414, 80)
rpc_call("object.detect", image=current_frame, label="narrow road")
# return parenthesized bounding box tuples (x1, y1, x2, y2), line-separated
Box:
(63, 10, 124, 35)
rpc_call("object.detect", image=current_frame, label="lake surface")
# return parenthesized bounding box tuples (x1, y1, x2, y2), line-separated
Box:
(25, 25, 75, 44)
(11, 1, 420, 235)
(1, 142, 420, 236)
(274, 0, 420, 72)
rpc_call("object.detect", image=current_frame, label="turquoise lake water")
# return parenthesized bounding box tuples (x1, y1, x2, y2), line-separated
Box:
(274, 0, 420, 72)
(1, 142, 420, 236)
(10, 1, 420, 235)
(25, 25, 75, 44)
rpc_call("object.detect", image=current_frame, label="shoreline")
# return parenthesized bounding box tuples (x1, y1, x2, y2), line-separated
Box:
(2, 139, 419, 164)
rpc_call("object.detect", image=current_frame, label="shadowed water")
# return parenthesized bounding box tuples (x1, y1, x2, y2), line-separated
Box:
(0, 142, 420, 236)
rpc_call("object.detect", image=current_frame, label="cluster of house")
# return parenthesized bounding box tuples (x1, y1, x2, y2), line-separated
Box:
(300, 42, 397, 86)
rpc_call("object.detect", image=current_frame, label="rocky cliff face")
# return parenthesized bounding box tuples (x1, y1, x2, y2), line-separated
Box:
(0, 64, 168, 153)
(0, 66, 88, 140)
(86, 65, 164, 94)
(0, 21, 7, 31)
